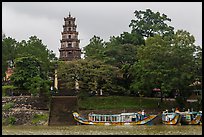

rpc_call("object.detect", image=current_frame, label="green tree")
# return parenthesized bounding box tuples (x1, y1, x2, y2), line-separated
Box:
(130, 35, 172, 97)
(112, 31, 145, 46)
(83, 35, 106, 60)
(130, 30, 198, 99)
(2, 37, 17, 78)
(83, 32, 143, 95)
(103, 32, 144, 94)
(194, 46, 202, 83)
(10, 56, 51, 96)
(15, 36, 57, 78)
(129, 9, 174, 38)
(57, 59, 124, 97)
(2, 35, 57, 82)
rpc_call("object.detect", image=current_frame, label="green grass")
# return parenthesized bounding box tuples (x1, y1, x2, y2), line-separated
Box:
(78, 96, 169, 110)
(2, 85, 17, 96)
(2, 116, 16, 125)
(31, 114, 48, 125)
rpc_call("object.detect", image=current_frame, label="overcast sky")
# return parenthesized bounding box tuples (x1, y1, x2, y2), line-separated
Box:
(2, 2, 202, 58)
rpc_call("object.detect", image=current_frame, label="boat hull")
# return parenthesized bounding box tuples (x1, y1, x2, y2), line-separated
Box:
(162, 111, 202, 125)
(73, 112, 157, 125)
(180, 112, 202, 125)
(162, 113, 181, 125)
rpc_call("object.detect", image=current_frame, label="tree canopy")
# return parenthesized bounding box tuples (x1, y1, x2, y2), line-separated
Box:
(10, 56, 51, 96)
(129, 9, 174, 38)
(130, 30, 200, 97)
(57, 59, 127, 97)
(82, 9, 202, 98)
(2, 35, 57, 96)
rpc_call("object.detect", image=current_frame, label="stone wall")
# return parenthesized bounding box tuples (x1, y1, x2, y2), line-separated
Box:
(2, 96, 50, 125)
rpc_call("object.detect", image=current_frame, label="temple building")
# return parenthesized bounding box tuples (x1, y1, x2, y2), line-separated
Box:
(59, 13, 81, 61)
(56, 13, 81, 95)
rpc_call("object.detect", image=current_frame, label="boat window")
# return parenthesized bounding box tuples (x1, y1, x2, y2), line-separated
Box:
(112, 116, 116, 122)
(186, 114, 191, 121)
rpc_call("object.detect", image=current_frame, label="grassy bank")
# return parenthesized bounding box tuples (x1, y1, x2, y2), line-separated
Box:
(78, 96, 177, 111)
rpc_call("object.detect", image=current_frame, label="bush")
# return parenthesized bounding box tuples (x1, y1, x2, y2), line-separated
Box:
(2, 85, 17, 96)
(2, 118, 7, 125)
(77, 91, 90, 100)
(31, 114, 48, 125)
(3, 102, 14, 111)
(8, 116, 16, 125)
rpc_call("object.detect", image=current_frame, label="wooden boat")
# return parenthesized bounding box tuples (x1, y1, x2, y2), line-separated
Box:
(162, 111, 181, 125)
(72, 112, 157, 125)
(180, 111, 202, 125)
(162, 109, 202, 125)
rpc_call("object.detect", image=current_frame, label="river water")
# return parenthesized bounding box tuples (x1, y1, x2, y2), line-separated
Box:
(2, 125, 202, 135)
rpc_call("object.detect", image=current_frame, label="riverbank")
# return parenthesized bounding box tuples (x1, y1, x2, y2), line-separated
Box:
(2, 96, 49, 126)
(2, 96, 199, 126)
(77, 96, 199, 114)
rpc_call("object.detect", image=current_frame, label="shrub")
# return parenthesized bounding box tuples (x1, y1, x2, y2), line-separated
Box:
(2, 85, 17, 96)
(31, 113, 48, 125)
(7, 116, 16, 125)
(2, 118, 7, 125)
(3, 102, 14, 111)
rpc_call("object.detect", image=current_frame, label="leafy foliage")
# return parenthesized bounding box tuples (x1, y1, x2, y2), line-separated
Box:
(57, 59, 125, 96)
(3, 102, 14, 111)
(83, 35, 106, 60)
(130, 30, 200, 98)
(2, 85, 17, 96)
(2, 36, 57, 80)
(10, 56, 51, 96)
(2, 37, 17, 78)
(2, 35, 57, 96)
(129, 9, 174, 38)
(31, 114, 48, 125)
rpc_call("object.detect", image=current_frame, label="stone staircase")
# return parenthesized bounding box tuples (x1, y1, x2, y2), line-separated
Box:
(48, 96, 78, 126)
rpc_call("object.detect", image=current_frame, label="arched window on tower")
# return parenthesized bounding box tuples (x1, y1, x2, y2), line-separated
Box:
(62, 43, 65, 48)
(68, 28, 71, 31)
(68, 43, 72, 48)
(68, 35, 71, 39)
(69, 21, 71, 24)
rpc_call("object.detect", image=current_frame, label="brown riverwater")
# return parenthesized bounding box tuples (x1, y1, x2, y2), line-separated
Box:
(2, 125, 202, 135)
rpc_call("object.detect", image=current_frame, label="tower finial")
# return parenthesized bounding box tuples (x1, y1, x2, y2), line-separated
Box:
(69, 12, 71, 17)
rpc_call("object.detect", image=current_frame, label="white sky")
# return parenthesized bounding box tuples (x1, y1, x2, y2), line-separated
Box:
(2, 2, 202, 58)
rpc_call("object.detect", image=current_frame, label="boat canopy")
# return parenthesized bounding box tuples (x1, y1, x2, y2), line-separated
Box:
(88, 112, 145, 122)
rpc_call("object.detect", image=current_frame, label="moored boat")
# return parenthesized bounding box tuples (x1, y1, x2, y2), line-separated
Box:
(162, 109, 202, 125)
(180, 110, 202, 125)
(72, 111, 157, 125)
(162, 110, 181, 125)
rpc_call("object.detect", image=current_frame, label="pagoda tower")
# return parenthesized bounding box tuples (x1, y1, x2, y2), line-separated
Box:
(59, 13, 81, 61)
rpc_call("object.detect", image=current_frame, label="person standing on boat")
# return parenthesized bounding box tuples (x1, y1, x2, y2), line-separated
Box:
(175, 108, 180, 113)
(141, 110, 145, 119)
(88, 112, 93, 121)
